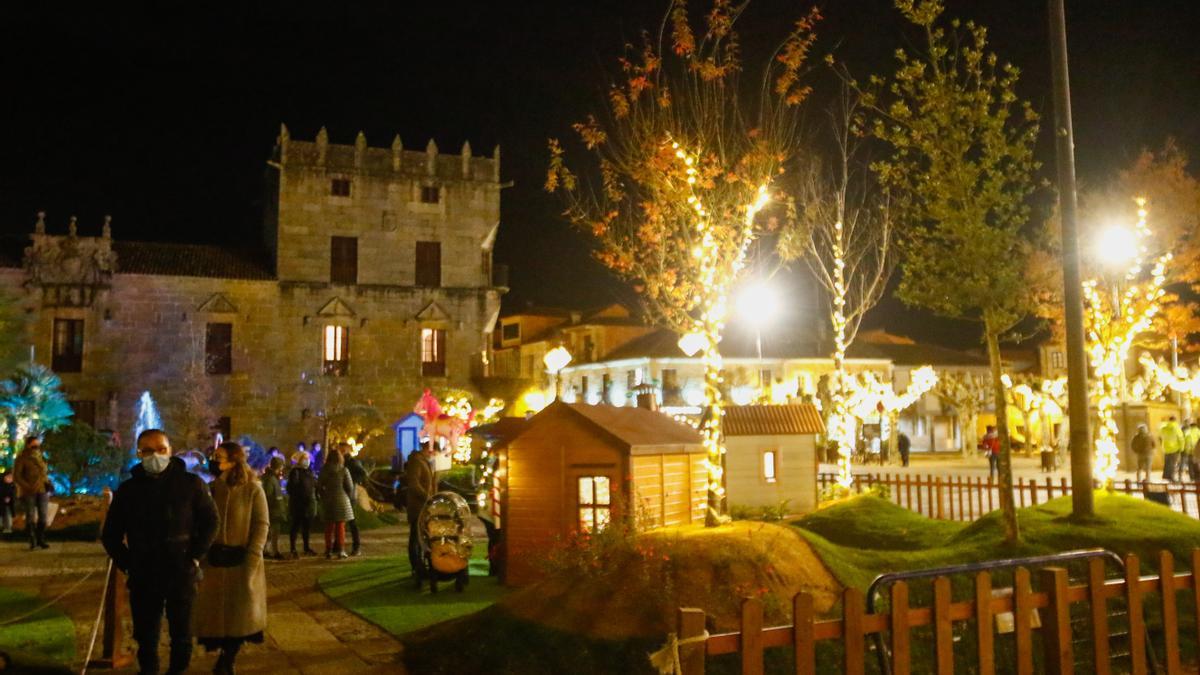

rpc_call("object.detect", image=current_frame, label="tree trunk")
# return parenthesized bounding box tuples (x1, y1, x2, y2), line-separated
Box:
(985, 322, 1020, 544)
(701, 327, 726, 527)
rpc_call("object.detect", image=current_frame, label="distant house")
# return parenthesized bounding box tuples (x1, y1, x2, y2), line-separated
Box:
(499, 401, 704, 585)
(723, 404, 824, 514)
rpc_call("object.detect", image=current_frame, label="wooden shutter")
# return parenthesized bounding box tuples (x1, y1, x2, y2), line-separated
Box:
(330, 236, 358, 284)
(415, 241, 441, 287)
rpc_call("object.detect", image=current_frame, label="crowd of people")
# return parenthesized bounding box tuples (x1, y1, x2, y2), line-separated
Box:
(1131, 415, 1200, 484)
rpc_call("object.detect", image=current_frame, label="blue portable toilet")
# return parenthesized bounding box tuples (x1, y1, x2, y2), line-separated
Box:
(393, 413, 425, 471)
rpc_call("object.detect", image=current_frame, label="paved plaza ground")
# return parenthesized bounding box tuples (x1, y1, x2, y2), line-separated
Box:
(0, 522, 410, 674)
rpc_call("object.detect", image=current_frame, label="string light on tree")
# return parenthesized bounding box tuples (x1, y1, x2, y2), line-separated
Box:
(1083, 197, 1171, 486)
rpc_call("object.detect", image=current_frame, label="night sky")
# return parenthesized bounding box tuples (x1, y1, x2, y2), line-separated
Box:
(2, 1, 1198, 349)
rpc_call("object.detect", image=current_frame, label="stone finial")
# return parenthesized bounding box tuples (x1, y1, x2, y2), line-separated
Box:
(461, 141, 472, 178)
(34, 211, 45, 234)
(279, 123, 290, 165)
(355, 131, 367, 169)
(68, 216, 78, 238)
(425, 138, 438, 176)
(103, 215, 112, 239)
(316, 126, 329, 165)
(391, 134, 403, 171)
(492, 145, 501, 182)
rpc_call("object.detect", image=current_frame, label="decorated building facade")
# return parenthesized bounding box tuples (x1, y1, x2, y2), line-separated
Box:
(7, 127, 504, 449)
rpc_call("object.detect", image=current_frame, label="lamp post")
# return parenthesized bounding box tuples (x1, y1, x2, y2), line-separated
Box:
(736, 280, 782, 397)
(543, 346, 572, 401)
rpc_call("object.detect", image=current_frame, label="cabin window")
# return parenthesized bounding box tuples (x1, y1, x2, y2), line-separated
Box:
(578, 475, 612, 532)
(762, 450, 777, 483)
(501, 322, 520, 341)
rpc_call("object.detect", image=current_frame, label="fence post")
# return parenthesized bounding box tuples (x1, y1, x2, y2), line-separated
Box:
(843, 587, 866, 675)
(935, 477, 945, 520)
(1039, 567, 1073, 675)
(890, 582, 911, 675)
(741, 597, 764, 675)
(793, 593, 815, 675)
(677, 608, 707, 675)
(933, 576, 954, 675)
(1087, 557, 1111, 675)
(1017, 477, 1027, 508)
(916, 476, 924, 516)
(974, 571, 995, 675)
(1159, 552, 1182, 675)
(1014, 567, 1035, 675)
(1125, 554, 1147, 675)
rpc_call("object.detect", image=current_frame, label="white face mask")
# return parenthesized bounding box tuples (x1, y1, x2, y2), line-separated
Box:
(142, 453, 170, 475)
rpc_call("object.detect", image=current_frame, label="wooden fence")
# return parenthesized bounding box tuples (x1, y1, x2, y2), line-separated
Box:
(675, 550, 1196, 674)
(818, 471, 1200, 521)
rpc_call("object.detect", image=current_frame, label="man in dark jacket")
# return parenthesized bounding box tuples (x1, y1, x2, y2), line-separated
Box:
(101, 429, 218, 675)
(405, 442, 437, 584)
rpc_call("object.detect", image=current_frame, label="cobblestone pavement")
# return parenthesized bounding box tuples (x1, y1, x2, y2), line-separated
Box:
(0, 519, 410, 674)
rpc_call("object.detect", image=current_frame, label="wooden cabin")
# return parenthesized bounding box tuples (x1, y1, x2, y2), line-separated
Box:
(499, 401, 704, 585)
(723, 404, 824, 514)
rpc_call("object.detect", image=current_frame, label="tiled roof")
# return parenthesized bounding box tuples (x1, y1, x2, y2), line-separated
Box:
(846, 342, 989, 367)
(723, 404, 825, 436)
(557, 402, 701, 449)
(114, 241, 274, 280)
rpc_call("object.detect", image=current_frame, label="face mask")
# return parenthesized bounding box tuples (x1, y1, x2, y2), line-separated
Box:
(142, 453, 170, 475)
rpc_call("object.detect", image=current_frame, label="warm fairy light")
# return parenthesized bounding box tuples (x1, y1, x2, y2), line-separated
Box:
(543, 346, 572, 373)
(669, 137, 771, 523)
(1084, 197, 1170, 486)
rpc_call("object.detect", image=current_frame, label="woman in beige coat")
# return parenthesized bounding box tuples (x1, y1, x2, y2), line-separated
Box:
(194, 442, 269, 674)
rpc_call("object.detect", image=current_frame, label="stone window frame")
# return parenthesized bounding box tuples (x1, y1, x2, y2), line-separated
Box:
(51, 314, 85, 373)
(204, 322, 234, 375)
(420, 324, 448, 378)
(330, 176, 352, 198)
(322, 323, 351, 377)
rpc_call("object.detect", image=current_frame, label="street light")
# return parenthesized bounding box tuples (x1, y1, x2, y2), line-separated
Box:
(1094, 225, 1138, 268)
(543, 346, 572, 401)
(735, 280, 783, 394)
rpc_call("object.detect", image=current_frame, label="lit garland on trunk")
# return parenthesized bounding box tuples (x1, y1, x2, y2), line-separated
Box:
(840, 366, 939, 477)
(1083, 197, 1170, 486)
(671, 139, 770, 524)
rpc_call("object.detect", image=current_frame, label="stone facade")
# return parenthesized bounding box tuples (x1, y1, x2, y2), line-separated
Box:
(11, 127, 504, 453)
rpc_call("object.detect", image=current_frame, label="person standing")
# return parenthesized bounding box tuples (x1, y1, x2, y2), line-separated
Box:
(339, 442, 368, 556)
(1131, 424, 1155, 483)
(317, 450, 354, 559)
(101, 429, 218, 675)
(1184, 420, 1200, 482)
(981, 426, 1000, 480)
(0, 470, 15, 534)
(897, 432, 911, 468)
(405, 442, 437, 585)
(194, 442, 269, 675)
(13, 437, 51, 550)
(1160, 416, 1185, 482)
(260, 457, 286, 560)
(286, 452, 318, 558)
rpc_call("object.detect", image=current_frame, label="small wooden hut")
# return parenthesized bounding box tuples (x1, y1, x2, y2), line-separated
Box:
(499, 401, 704, 585)
(723, 404, 824, 514)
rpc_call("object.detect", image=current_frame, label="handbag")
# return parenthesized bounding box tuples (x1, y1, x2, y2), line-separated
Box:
(207, 543, 247, 567)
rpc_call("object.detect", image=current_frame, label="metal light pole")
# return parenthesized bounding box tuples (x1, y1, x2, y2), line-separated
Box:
(1048, 0, 1094, 518)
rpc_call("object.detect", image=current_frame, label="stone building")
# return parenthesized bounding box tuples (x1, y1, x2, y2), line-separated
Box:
(7, 126, 504, 452)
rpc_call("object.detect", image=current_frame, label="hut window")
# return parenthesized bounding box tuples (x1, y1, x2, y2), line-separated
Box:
(762, 451, 777, 483)
(577, 476, 612, 532)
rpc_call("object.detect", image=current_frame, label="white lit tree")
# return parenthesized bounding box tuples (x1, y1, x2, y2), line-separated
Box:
(933, 372, 991, 454)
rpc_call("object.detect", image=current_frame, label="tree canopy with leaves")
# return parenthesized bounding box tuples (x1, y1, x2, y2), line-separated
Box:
(865, 0, 1041, 543)
(546, 0, 821, 525)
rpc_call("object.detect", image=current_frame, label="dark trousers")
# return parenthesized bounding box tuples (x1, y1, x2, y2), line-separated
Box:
(1164, 452, 1181, 482)
(128, 572, 196, 675)
(407, 518, 426, 579)
(899, 448, 910, 467)
(988, 454, 999, 479)
(289, 512, 311, 552)
(347, 519, 360, 552)
(22, 493, 48, 545)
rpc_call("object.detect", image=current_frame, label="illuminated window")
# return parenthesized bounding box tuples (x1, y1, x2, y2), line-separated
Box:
(421, 328, 446, 377)
(578, 475, 612, 532)
(759, 369, 772, 386)
(331, 178, 351, 197)
(762, 450, 777, 483)
(323, 325, 349, 376)
(626, 370, 638, 388)
(1050, 350, 1066, 369)
(52, 319, 84, 373)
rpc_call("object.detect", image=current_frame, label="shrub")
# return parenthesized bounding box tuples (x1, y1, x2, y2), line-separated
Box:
(44, 422, 125, 494)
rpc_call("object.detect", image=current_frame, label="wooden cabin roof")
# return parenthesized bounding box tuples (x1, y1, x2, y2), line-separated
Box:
(513, 401, 702, 454)
(723, 404, 825, 436)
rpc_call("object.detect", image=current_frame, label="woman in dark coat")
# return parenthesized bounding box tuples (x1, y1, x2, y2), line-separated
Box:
(317, 450, 355, 559)
(261, 456, 287, 560)
(286, 451, 318, 558)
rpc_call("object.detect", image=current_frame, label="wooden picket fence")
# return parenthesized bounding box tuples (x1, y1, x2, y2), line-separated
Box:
(675, 550, 1198, 674)
(818, 471, 1200, 521)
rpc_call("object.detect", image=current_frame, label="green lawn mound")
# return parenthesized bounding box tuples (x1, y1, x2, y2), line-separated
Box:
(401, 521, 840, 675)
(0, 586, 75, 670)
(794, 491, 1200, 591)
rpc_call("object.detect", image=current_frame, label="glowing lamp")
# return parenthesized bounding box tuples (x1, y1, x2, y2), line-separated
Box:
(1095, 225, 1138, 268)
(677, 332, 707, 357)
(543, 346, 572, 374)
(736, 280, 782, 328)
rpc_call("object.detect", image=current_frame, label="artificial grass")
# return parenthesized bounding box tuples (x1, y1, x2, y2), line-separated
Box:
(794, 491, 1200, 591)
(0, 585, 75, 667)
(318, 543, 508, 636)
